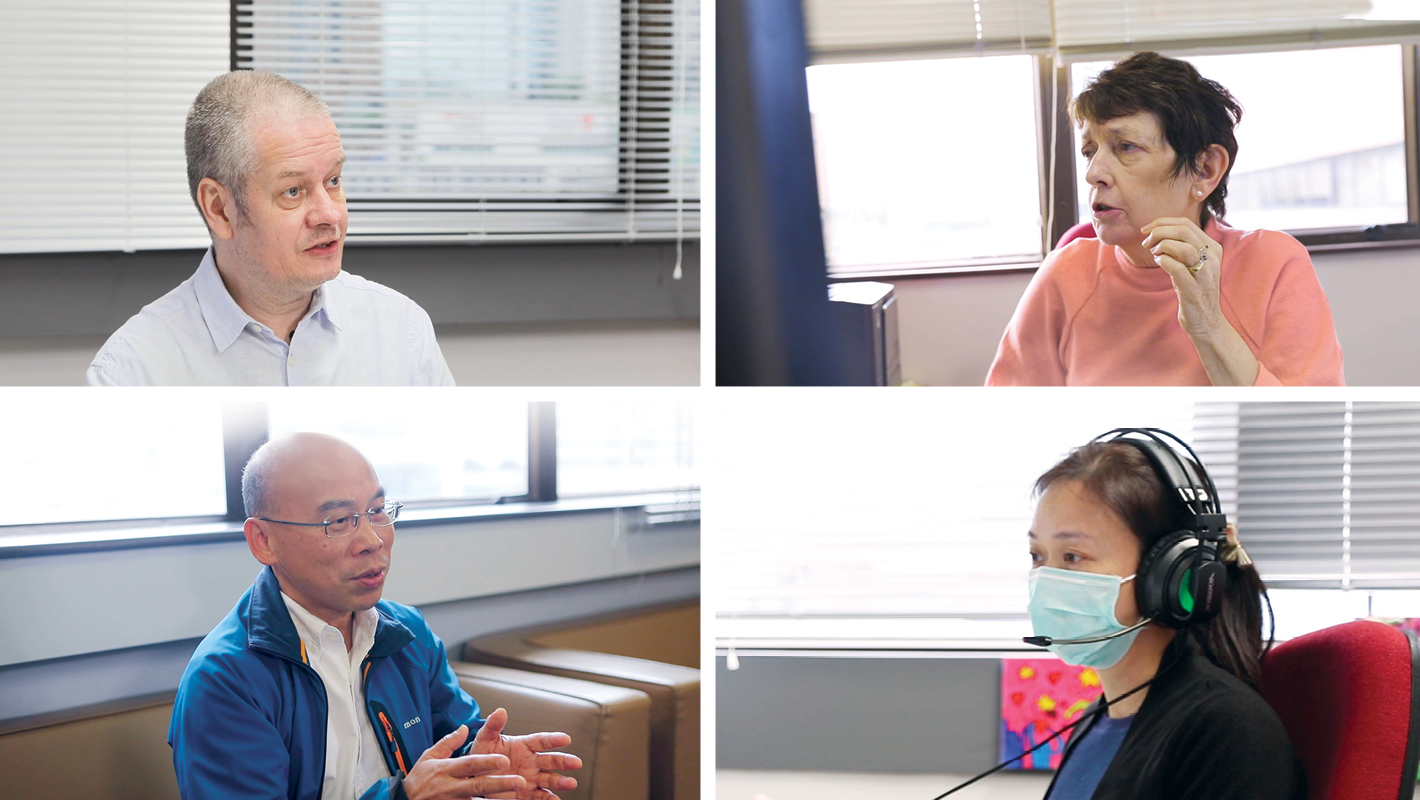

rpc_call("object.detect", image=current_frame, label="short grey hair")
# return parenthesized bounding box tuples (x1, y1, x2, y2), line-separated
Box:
(185, 71, 331, 226)
(241, 438, 277, 519)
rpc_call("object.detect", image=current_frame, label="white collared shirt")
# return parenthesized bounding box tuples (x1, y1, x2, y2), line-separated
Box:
(280, 593, 390, 800)
(86, 248, 456, 386)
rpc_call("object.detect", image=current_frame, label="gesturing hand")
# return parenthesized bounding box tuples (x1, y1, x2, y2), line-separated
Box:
(471, 708, 582, 800)
(1141, 217, 1226, 339)
(402, 725, 526, 800)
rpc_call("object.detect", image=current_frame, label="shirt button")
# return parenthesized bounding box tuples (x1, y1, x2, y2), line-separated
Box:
(288, 356, 295, 366)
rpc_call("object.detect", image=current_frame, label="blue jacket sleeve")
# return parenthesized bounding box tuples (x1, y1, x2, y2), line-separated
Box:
(170, 655, 293, 800)
(426, 626, 483, 756)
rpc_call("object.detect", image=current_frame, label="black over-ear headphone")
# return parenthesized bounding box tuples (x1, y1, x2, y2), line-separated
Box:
(935, 427, 1227, 800)
(1092, 427, 1229, 628)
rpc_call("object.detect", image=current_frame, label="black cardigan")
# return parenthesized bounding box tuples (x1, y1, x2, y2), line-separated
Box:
(1044, 638, 1306, 800)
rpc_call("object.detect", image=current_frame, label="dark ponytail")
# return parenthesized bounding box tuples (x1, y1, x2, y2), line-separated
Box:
(1036, 441, 1271, 689)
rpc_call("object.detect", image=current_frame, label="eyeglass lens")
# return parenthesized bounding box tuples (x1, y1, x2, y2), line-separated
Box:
(324, 503, 400, 537)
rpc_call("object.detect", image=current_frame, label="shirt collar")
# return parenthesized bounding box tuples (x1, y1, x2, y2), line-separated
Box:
(279, 589, 378, 660)
(310, 276, 344, 332)
(194, 249, 344, 350)
(193, 248, 259, 353)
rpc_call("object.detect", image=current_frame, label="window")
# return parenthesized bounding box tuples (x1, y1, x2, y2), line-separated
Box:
(0, 394, 697, 538)
(0, 0, 698, 254)
(556, 398, 697, 497)
(238, 0, 701, 244)
(268, 396, 529, 504)
(809, 56, 1043, 273)
(0, 0, 227, 253)
(0, 393, 226, 526)
(714, 391, 1194, 645)
(799, 0, 1420, 277)
(715, 396, 1420, 652)
(1071, 46, 1408, 233)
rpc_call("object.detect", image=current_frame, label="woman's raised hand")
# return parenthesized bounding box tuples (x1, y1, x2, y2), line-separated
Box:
(1141, 216, 1225, 338)
(1140, 216, 1258, 386)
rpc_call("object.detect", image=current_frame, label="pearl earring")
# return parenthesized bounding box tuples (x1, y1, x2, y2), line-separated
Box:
(1195, 189, 1204, 197)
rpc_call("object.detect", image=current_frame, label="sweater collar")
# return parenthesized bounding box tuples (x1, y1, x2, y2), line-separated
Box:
(1107, 218, 1228, 292)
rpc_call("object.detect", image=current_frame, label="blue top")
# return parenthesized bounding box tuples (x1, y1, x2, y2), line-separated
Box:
(88, 248, 456, 386)
(168, 565, 483, 799)
(1046, 712, 1135, 800)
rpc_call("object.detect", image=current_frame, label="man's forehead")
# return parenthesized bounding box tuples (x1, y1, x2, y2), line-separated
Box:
(276, 154, 345, 180)
(251, 115, 344, 177)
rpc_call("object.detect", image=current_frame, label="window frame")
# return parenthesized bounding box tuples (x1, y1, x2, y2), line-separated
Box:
(823, 41, 1420, 281)
(0, 400, 700, 556)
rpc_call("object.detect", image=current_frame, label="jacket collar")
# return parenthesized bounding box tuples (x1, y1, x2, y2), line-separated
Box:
(246, 565, 414, 664)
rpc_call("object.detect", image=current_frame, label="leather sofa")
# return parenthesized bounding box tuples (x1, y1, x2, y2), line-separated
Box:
(461, 602, 701, 800)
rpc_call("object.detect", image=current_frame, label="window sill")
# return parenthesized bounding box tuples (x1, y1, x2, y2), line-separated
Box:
(826, 224, 1420, 281)
(0, 491, 699, 559)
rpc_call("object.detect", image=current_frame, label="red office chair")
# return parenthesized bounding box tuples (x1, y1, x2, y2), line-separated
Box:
(1054, 221, 1097, 250)
(1261, 620, 1420, 800)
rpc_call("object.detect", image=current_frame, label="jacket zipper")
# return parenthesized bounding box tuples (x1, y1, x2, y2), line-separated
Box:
(364, 657, 413, 777)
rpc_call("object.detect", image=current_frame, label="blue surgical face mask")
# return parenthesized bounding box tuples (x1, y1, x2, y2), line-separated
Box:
(1027, 566, 1141, 670)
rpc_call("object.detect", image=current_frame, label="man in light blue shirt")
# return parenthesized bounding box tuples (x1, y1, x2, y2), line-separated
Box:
(88, 71, 455, 386)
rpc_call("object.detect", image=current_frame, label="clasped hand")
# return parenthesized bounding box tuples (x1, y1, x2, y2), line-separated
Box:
(402, 708, 581, 800)
(1141, 217, 1226, 339)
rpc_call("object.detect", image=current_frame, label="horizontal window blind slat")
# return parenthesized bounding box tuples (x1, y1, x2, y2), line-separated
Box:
(0, 0, 227, 253)
(234, 0, 699, 245)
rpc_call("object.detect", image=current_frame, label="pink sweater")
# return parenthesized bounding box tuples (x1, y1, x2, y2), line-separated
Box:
(986, 221, 1345, 386)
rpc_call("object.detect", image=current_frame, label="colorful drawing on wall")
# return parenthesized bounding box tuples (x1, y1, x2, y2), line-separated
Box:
(1379, 617, 1420, 637)
(1000, 658, 1104, 770)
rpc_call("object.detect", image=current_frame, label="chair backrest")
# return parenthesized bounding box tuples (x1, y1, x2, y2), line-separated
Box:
(0, 695, 180, 800)
(463, 631, 700, 800)
(1261, 620, 1420, 800)
(452, 661, 653, 800)
(1055, 221, 1097, 250)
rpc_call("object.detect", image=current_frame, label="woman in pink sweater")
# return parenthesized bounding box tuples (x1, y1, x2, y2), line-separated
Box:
(987, 52, 1345, 386)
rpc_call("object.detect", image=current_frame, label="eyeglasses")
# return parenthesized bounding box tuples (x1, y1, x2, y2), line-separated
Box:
(256, 501, 403, 538)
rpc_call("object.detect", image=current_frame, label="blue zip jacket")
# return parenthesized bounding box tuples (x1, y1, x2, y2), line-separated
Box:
(168, 566, 484, 799)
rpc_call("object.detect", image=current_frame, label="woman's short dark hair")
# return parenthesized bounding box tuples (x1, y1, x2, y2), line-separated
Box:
(1072, 51, 1243, 229)
(1035, 440, 1270, 689)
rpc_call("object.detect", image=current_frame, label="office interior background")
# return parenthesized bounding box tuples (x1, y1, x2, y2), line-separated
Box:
(0, 389, 700, 797)
(728, 0, 1420, 385)
(0, 0, 701, 386)
(712, 390, 1420, 798)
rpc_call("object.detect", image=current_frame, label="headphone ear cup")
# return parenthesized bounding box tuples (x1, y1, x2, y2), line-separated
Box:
(1136, 531, 1199, 627)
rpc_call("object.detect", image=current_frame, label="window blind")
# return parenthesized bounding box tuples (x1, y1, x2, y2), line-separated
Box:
(1194, 401, 1420, 590)
(1347, 403, 1420, 586)
(1052, 0, 1420, 60)
(0, 0, 227, 254)
(803, 0, 1054, 63)
(801, 0, 1420, 64)
(713, 393, 1195, 642)
(236, 0, 700, 244)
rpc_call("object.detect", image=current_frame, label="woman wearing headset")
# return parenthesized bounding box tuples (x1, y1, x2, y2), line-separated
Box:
(1026, 431, 1304, 799)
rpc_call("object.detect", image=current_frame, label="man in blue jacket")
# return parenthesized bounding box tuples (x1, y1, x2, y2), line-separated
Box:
(169, 432, 581, 799)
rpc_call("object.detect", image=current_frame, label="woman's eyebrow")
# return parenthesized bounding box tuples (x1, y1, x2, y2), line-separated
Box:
(1033, 529, 1091, 541)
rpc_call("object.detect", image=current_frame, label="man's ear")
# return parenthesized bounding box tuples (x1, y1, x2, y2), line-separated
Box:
(198, 178, 240, 240)
(244, 518, 278, 566)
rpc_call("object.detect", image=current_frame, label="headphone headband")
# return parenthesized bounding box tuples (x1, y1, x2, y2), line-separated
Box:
(1091, 428, 1227, 543)
(1088, 427, 1229, 627)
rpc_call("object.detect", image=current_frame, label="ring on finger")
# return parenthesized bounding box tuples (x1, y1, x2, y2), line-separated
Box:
(1188, 247, 1208, 274)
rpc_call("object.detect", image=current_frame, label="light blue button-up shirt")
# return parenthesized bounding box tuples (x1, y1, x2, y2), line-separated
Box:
(87, 249, 456, 386)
